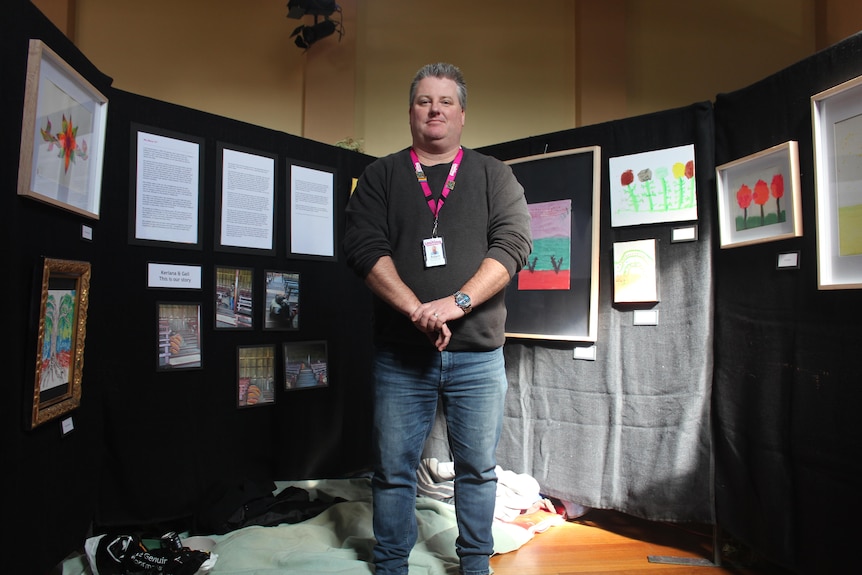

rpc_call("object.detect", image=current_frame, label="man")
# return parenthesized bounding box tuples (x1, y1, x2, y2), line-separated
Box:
(343, 62, 532, 575)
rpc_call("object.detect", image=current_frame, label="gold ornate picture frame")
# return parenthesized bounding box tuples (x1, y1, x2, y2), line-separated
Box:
(31, 258, 91, 428)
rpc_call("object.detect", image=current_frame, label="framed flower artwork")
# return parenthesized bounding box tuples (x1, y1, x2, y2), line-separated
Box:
(715, 141, 802, 248)
(17, 39, 108, 219)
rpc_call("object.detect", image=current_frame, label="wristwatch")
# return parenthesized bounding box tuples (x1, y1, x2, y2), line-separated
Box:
(453, 291, 472, 314)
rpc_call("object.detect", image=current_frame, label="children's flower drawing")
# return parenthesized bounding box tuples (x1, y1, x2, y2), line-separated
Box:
(608, 144, 698, 227)
(733, 173, 787, 231)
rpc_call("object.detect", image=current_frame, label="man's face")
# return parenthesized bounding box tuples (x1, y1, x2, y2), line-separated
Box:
(409, 76, 465, 149)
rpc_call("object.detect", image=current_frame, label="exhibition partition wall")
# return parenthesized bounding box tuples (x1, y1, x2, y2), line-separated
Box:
(4, 1, 375, 572)
(478, 32, 862, 575)
(477, 103, 717, 525)
(5, 3, 110, 572)
(711, 33, 862, 574)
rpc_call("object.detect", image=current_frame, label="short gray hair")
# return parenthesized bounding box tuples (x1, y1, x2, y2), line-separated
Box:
(409, 63, 467, 110)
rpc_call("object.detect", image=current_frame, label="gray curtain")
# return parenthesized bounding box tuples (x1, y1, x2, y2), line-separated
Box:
(498, 230, 714, 522)
(426, 103, 717, 523)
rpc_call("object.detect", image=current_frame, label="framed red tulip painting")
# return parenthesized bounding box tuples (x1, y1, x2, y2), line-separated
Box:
(811, 74, 862, 289)
(17, 39, 108, 219)
(715, 140, 802, 249)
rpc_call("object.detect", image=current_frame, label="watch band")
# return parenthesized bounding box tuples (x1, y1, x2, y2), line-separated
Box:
(453, 291, 472, 314)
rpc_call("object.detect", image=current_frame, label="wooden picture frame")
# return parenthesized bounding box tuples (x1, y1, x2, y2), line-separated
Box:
(237, 344, 276, 408)
(715, 141, 802, 248)
(283, 340, 329, 391)
(17, 39, 107, 219)
(31, 258, 91, 429)
(504, 146, 602, 342)
(811, 75, 862, 289)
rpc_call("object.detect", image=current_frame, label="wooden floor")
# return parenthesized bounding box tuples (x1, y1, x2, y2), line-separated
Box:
(490, 509, 794, 575)
(52, 508, 795, 575)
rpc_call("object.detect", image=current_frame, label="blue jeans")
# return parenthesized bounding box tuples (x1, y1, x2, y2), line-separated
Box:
(371, 345, 507, 575)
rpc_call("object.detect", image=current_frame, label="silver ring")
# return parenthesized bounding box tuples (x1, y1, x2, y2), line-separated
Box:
(433, 313, 438, 318)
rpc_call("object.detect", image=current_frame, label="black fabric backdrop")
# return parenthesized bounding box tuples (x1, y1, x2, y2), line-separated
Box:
(711, 33, 862, 574)
(5, 1, 861, 573)
(90, 88, 376, 528)
(3, 2, 111, 572)
(4, 2, 375, 572)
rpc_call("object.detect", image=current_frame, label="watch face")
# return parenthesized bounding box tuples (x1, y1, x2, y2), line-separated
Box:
(456, 292, 470, 307)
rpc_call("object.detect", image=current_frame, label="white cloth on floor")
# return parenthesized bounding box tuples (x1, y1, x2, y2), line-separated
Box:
(493, 466, 543, 522)
(415, 459, 546, 523)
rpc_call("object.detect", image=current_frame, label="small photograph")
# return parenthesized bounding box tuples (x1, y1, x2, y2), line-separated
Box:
(283, 340, 328, 391)
(264, 270, 300, 330)
(237, 344, 276, 408)
(215, 266, 254, 329)
(157, 302, 202, 370)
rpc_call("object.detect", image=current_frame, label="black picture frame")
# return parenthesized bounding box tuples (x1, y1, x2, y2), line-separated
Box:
(129, 123, 205, 249)
(157, 302, 202, 370)
(237, 344, 276, 408)
(214, 265, 254, 329)
(283, 340, 329, 391)
(215, 142, 278, 256)
(504, 146, 602, 342)
(287, 159, 338, 261)
(263, 270, 300, 331)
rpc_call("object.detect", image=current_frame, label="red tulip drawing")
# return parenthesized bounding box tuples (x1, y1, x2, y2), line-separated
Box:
(621, 169, 638, 211)
(736, 184, 753, 229)
(771, 173, 785, 221)
(753, 179, 770, 225)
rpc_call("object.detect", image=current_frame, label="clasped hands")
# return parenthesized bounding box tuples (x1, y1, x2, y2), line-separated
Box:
(411, 296, 464, 351)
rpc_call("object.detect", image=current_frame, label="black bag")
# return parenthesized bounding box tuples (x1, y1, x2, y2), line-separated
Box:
(90, 534, 210, 575)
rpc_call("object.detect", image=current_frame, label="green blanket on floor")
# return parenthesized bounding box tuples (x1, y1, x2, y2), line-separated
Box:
(63, 477, 534, 575)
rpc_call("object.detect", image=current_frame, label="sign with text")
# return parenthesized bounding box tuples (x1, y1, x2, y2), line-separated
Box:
(147, 262, 202, 289)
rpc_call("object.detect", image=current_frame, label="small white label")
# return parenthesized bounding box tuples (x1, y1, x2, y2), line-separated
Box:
(573, 345, 597, 361)
(777, 252, 799, 269)
(81, 225, 93, 241)
(61, 417, 74, 435)
(671, 225, 697, 242)
(633, 309, 659, 325)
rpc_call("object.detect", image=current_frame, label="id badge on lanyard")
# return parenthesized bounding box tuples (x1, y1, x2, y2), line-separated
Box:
(423, 235, 446, 267)
(412, 148, 462, 269)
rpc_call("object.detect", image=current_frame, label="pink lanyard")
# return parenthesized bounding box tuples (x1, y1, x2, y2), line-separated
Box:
(410, 148, 464, 232)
